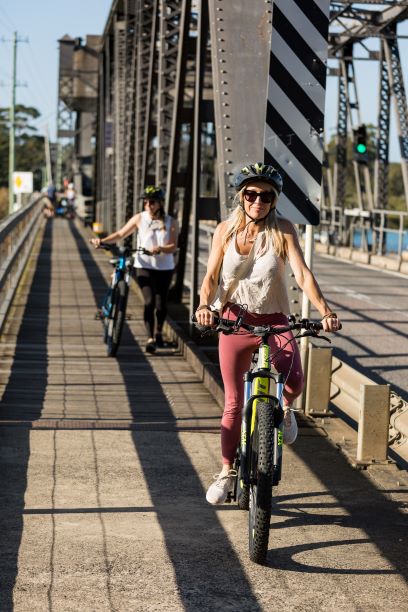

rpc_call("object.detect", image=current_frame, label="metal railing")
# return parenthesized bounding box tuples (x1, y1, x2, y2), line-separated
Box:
(0, 196, 44, 334)
(304, 344, 407, 467)
(318, 206, 408, 257)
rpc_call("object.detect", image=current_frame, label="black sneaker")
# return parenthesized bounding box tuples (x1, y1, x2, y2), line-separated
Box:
(145, 339, 156, 354)
(155, 333, 164, 348)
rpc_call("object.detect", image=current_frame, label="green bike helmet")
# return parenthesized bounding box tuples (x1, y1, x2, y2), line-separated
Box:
(141, 185, 165, 201)
(233, 162, 283, 194)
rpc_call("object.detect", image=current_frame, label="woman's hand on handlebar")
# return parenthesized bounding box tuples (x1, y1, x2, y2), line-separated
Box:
(195, 305, 216, 327)
(90, 237, 102, 249)
(321, 312, 342, 333)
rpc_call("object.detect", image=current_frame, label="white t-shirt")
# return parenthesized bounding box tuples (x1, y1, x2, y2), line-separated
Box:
(133, 211, 175, 271)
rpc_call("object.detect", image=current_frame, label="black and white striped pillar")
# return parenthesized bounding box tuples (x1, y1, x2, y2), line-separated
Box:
(264, 0, 330, 225)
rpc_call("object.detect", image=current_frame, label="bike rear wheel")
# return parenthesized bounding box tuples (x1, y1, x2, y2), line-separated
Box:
(248, 401, 275, 565)
(107, 279, 128, 357)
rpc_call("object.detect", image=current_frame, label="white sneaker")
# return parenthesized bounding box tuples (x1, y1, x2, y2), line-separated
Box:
(206, 470, 237, 505)
(283, 407, 298, 445)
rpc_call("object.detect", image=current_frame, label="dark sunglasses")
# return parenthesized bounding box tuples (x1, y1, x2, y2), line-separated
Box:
(145, 199, 160, 205)
(244, 190, 275, 204)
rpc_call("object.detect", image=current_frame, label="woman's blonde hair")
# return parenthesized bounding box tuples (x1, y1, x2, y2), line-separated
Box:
(222, 185, 287, 259)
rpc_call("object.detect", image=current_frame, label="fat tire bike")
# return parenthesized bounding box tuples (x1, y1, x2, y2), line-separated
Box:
(193, 310, 332, 565)
(96, 244, 151, 357)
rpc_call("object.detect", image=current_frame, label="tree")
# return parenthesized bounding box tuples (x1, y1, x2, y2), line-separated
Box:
(0, 104, 46, 188)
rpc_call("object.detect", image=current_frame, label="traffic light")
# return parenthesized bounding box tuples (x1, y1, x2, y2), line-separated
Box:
(353, 124, 368, 163)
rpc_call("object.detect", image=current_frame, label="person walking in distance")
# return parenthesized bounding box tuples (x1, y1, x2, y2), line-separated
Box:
(90, 186, 178, 353)
(196, 163, 341, 504)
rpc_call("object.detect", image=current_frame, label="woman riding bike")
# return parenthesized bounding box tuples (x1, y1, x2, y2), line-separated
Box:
(195, 163, 341, 505)
(90, 186, 178, 353)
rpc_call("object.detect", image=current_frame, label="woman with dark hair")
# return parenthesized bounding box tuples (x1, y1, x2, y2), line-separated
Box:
(90, 186, 178, 353)
(196, 163, 341, 504)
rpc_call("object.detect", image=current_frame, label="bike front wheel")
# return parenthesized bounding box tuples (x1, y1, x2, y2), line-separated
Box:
(106, 279, 128, 357)
(248, 401, 275, 565)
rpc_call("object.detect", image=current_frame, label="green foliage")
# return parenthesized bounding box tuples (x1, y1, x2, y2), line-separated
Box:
(0, 104, 45, 188)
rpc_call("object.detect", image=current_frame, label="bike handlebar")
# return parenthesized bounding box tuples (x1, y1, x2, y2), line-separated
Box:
(191, 314, 330, 337)
(99, 244, 152, 256)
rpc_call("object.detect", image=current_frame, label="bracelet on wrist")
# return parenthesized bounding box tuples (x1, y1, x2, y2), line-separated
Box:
(322, 312, 337, 320)
(196, 305, 211, 312)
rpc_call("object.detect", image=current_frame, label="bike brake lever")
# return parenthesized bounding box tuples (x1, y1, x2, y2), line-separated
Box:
(216, 322, 235, 334)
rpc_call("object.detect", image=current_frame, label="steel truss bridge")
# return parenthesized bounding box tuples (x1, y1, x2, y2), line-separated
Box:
(56, 1, 408, 299)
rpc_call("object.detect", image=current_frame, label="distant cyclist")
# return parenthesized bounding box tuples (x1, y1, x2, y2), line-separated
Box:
(90, 186, 178, 353)
(196, 163, 341, 504)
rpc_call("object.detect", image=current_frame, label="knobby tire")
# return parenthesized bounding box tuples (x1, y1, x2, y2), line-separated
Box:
(107, 279, 128, 357)
(248, 401, 275, 565)
(237, 459, 249, 511)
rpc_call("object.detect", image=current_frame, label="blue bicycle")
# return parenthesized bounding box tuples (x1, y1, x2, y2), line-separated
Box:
(97, 244, 150, 356)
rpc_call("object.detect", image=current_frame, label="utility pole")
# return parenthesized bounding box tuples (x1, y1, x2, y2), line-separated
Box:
(44, 125, 53, 186)
(8, 31, 17, 214)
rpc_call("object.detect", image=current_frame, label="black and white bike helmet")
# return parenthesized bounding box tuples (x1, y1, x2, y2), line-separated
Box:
(233, 162, 283, 194)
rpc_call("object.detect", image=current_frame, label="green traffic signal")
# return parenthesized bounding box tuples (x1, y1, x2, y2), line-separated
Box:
(356, 143, 367, 154)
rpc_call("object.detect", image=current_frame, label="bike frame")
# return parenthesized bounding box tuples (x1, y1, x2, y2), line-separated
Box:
(240, 335, 284, 486)
(102, 252, 131, 318)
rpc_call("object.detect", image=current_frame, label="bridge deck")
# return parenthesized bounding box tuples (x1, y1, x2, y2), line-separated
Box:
(0, 219, 407, 610)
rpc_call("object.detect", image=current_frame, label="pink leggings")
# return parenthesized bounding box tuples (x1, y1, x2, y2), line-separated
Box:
(219, 305, 304, 465)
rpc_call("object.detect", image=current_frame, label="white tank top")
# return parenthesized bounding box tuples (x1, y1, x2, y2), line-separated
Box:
(134, 211, 175, 271)
(212, 231, 290, 314)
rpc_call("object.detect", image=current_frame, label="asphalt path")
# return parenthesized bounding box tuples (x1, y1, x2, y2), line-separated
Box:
(193, 231, 408, 401)
(312, 253, 408, 402)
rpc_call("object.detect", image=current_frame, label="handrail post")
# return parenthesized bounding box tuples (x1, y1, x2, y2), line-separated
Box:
(304, 344, 333, 415)
(357, 384, 390, 463)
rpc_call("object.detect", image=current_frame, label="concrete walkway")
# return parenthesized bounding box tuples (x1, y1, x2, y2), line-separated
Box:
(0, 219, 407, 611)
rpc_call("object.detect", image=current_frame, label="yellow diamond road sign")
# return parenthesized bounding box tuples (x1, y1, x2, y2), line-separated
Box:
(13, 171, 33, 194)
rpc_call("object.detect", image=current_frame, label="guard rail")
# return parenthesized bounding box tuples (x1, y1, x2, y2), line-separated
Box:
(304, 344, 407, 467)
(0, 196, 44, 334)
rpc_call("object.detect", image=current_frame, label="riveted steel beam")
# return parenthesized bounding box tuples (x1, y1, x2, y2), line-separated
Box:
(156, 0, 184, 186)
(208, 0, 273, 218)
(374, 38, 391, 210)
(383, 32, 408, 210)
(134, 0, 158, 204)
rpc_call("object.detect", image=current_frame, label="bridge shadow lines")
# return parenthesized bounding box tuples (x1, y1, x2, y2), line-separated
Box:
(0, 221, 52, 611)
(271, 438, 408, 578)
(71, 224, 262, 611)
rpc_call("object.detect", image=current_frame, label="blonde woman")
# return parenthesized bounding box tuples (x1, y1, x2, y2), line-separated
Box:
(196, 163, 341, 504)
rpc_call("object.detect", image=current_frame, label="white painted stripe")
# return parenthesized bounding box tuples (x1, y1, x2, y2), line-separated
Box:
(313, 0, 330, 19)
(277, 193, 312, 225)
(268, 78, 323, 161)
(265, 123, 322, 206)
(275, 0, 328, 62)
(272, 29, 326, 112)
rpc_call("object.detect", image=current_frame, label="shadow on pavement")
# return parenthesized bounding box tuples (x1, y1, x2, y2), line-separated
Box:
(71, 223, 263, 611)
(0, 222, 53, 611)
(269, 438, 407, 577)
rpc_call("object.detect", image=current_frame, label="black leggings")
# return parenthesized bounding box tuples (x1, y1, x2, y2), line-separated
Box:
(134, 268, 173, 337)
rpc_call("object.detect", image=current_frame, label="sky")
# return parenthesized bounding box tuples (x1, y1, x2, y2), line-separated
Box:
(0, 1, 408, 161)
